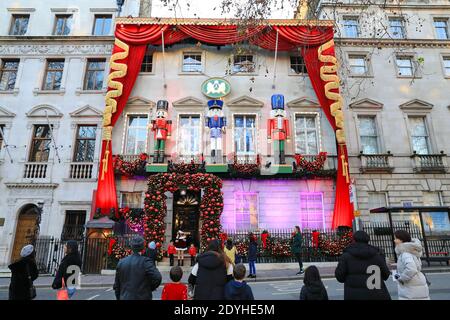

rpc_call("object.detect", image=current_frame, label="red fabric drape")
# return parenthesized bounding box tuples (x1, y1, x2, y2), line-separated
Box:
(95, 22, 353, 228)
(303, 44, 354, 228)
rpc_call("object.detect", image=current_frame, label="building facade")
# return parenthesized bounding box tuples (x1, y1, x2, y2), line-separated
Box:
(314, 0, 450, 222)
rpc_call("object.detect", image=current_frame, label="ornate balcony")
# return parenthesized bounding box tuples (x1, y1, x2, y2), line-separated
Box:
(23, 162, 48, 179)
(69, 162, 95, 180)
(411, 152, 447, 173)
(359, 152, 394, 173)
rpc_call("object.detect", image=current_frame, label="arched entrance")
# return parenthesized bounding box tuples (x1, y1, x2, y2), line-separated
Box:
(11, 204, 39, 262)
(173, 190, 201, 248)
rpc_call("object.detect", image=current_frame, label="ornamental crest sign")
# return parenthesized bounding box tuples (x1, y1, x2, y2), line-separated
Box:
(201, 77, 231, 99)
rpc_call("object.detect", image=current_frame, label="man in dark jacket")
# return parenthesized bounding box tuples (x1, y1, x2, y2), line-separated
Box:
(188, 240, 227, 300)
(9, 245, 39, 300)
(224, 263, 254, 300)
(113, 236, 162, 300)
(335, 230, 391, 300)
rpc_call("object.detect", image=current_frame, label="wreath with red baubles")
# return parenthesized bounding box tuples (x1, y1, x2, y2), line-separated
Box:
(294, 152, 327, 172)
(113, 153, 148, 176)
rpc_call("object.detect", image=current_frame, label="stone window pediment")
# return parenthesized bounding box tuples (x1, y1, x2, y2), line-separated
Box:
(0, 106, 16, 118)
(70, 105, 103, 118)
(287, 97, 320, 108)
(399, 99, 433, 111)
(349, 98, 384, 110)
(26, 104, 62, 118)
(172, 96, 206, 108)
(226, 95, 264, 108)
(126, 96, 155, 108)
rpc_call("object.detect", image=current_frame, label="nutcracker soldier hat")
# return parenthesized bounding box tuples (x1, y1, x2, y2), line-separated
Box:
(207, 99, 224, 110)
(156, 99, 169, 110)
(271, 94, 285, 110)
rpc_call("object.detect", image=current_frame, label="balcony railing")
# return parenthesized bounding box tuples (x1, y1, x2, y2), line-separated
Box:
(69, 162, 95, 179)
(121, 154, 142, 162)
(412, 152, 447, 173)
(24, 162, 48, 179)
(359, 152, 394, 173)
(232, 154, 259, 164)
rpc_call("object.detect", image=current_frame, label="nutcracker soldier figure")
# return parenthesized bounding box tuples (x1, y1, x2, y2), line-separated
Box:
(151, 100, 172, 163)
(267, 94, 290, 164)
(205, 99, 226, 164)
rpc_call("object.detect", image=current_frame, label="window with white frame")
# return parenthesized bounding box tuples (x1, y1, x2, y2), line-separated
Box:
(83, 59, 106, 90)
(53, 14, 72, 35)
(10, 14, 29, 35)
(300, 192, 325, 230)
(73, 125, 97, 162)
(124, 115, 148, 154)
(342, 17, 359, 38)
(358, 116, 379, 154)
(295, 114, 318, 155)
(368, 192, 387, 210)
(234, 115, 256, 155)
(29, 125, 52, 162)
(178, 115, 201, 156)
(141, 47, 153, 72)
(93, 15, 112, 36)
(349, 55, 368, 76)
(120, 192, 142, 208)
(443, 56, 450, 77)
(423, 191, 442, 206)
(234, 192, 258, 230)
(290, 55, 306, 74)
(42, 59, 64, 90)
(396, 56, 414, 77)
(182, 53, 202, 72)
(434, 18, 449, 40)
(0, 59, 19, 91)
(389, 18, 405, 39)
(408, 116, 430, 155)
(232, 55, 255, 73)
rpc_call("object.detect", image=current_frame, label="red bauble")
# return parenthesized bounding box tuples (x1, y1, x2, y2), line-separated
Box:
(214, 228, 218, 232)
(156, 242, 161, 248)
(204, 223, 209, 227)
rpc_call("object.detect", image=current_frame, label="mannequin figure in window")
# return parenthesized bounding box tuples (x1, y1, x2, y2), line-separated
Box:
(175, 230, 189, 266)
(267, 94, 290, 165)
(205, 99, 226, 164)
(151, 100, 172, 163)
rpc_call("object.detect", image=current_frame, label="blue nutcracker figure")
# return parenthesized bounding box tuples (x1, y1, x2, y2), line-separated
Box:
(205, 100, 227, 164)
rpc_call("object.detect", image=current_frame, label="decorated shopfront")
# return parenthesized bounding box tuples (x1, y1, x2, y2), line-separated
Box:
(93, 18, 355, 262)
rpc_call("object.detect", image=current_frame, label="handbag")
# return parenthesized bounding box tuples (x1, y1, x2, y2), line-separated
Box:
(57, 278, 69, 300)
(26, 264, 36, 300)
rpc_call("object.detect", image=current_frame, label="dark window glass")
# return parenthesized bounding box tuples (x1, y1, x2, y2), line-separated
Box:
(93, 15, 112, 35)
(74, 125, 97, 162)
(43, 59, 64, 90)
(29, 125, 52, 162)
(290, 56, 306, 74)
(61, 210, 86, 241)
(54, 15, 72, 35)
(10, 15, 29, 35)
(84, 59, 105, 90)
(141, 48, 153, 72)
(233, 55, 255, 73)
(0, 59, 19, 91)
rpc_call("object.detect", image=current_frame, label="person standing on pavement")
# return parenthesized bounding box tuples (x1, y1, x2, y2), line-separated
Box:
(291, 226, 304, 275)
(393, 230, 430, 300)
(247, 234, 257, 278)
(8, 244, 39, 300)
(335, 230, 391, 300)
(145, 241, 158, 265)
(52, 240, 82, 297)
(299, 265, 328, 300)
(113, 236, 162, 300)
(188, 239, 228, 300)
(224, 239, 237, 265)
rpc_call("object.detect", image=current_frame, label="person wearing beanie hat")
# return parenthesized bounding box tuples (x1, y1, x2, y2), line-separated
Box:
(145, 241, 158, 264)
(335, 229, 391, 300)
(52, 240, 82, 298)
(8, 244, 39, 300)
(114, 235, 162, 300)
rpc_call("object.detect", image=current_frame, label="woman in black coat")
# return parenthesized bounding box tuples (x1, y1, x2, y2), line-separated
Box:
(52, 240, 82, 290)
(8, 245, 39, 300)
(300, 265, 328, 300)
(188, 240, 228, 300)
(335, 231, 391, 300)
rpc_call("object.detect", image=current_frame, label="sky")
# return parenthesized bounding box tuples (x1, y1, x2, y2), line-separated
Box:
(150, 0, 297, 19)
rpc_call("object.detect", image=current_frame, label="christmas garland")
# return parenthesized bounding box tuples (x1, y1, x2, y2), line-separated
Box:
(119, 207, 145, 234)
(318, 231, 353, 256)
(294, 152, 327, 172)
(113, 153, 148, 176)
(228, 153, 261, 177)
(168, 160, 205, 174)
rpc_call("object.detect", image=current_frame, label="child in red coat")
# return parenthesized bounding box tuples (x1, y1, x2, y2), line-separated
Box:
(161, 266, 187, 300)
(167, 241, 177, 266)
(188, 244, 197, 266)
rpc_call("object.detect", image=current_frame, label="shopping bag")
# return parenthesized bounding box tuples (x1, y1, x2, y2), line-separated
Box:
(57, 278, 69, 300)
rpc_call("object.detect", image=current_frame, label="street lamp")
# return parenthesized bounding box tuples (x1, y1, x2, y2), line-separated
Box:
(117, 0, 125, 17)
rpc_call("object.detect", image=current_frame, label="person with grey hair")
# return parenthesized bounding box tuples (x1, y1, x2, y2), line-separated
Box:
(113, 236, 162, 300)
(8, 244, 39, 300)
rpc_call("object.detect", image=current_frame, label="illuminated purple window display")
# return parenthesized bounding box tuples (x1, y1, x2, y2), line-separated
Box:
(220, 179, 335, 231)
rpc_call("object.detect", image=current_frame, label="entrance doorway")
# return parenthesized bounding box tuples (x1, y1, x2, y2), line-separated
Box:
(172, 190, 201, 249)
(11, 204, 39, 263)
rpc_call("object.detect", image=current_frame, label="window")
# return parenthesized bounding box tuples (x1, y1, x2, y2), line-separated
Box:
(434, 19, 449, 40)
(349, 55, 368, 76)
(295, 115, 318, 155)
(389, 18, 405, 39)
(84, 59, 105, 90)
(53, 15, 72, 35)
(0, 125, 4, 150)
(29, 125, 52, 162)
(125, 115, 148, 154)
(232, 55, 255, 73)
(61, 210, 86, 241)
(409, 117, 430, 155)
(368, 192, 387, 210)
(396, 56, 414, 77)
(120, 192, 142, 208)
(343, 17, 359, 38)
(234, 115, 256, 155)
(0, 59, 19, 91)
(43, 59, 64, 90)
(141, 48, 153, 72)
(290, 55, 306, 74)
(423, 191, 442, 206)
(178, 115, 201, 156)
(443, 56, 450, 77)
(74, 125, 97, 162)
(234, 192, 258, 230)
(10, 14, 29, 35)
(182, 53, 202, 72)
(93, 15, 112, 35)
(300, 192, 325, 230)
(358, 116, 379, 154)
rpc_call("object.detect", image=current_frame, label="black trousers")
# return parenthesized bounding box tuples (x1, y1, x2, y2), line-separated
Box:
(169, 254, 174, 266)
(294, 253, 303, 270)
(191, 256, 195, 266)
